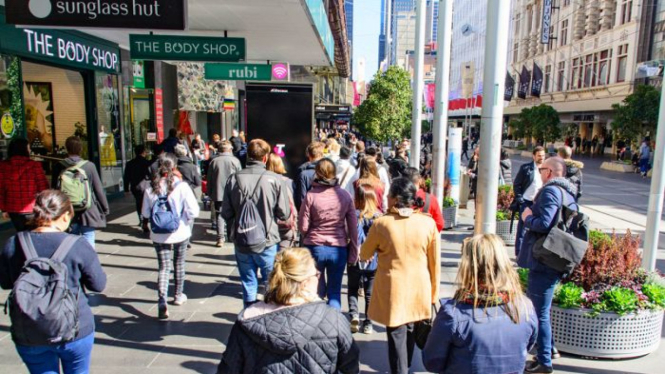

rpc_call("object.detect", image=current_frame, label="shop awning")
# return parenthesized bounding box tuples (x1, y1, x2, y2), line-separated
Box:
(37, 0, 336, 67)
(503, 96, 628, 116)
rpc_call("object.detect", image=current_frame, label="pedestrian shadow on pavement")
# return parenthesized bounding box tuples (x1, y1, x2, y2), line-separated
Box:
(550, 364, 646, 374)
(181, 360, 218, 374)
(103, 223, 152, 240)
(96, 237, 150, 248)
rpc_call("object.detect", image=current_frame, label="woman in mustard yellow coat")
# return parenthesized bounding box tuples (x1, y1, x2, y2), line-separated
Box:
(360, 177, 440, 374)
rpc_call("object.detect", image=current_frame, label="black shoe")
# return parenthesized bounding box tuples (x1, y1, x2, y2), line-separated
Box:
(551, 347, 561, 360)
(524, 360, 553, 373)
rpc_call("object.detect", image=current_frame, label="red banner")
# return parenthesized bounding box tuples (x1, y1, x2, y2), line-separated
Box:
(155, 89, 164, 143)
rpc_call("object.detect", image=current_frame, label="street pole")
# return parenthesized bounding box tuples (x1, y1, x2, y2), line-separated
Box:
(642, 81, 665, 271)
(432, 0, 453, 202)
(410, 0, 427, 168)
(475, 0, 511, 234)
(385, 0, 392, 66)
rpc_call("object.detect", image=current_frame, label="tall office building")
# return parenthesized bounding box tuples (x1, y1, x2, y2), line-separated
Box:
(378, 0, 387, 69)
(346, 0, 354, 75)
(390, 0, 439, 66)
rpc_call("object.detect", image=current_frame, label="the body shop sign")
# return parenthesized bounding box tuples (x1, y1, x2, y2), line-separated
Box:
(0, 20, 120, 73)
(5, 0, 186, 30)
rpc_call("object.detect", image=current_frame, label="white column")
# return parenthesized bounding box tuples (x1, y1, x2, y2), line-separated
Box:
(475, 0, 512, 234)
(642, 81, 665, 271)
(432, 0, 454, 202)
(410, 0, 427, 167)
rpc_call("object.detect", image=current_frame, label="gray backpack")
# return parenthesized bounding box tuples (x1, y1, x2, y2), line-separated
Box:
(234, 172, 268, 254)
(5, 232, 80, 345)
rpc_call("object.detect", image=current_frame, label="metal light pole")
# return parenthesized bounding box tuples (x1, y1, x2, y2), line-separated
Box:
(642, 81, 665, 271)
(432, 0, 453, 202)
(410, 0, 427, 168)
(475, 0, 511, 234)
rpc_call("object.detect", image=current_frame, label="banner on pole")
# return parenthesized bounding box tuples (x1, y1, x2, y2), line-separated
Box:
(518, 66, 530, 99)
(504, 72, 515, 101)
(541, 0, 553, 44)
(531, 63, 544, 97)
(461, 61, 475, 98)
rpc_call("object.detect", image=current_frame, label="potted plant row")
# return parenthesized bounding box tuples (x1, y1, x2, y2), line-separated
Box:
(522, 231, 665, 359)
(495, 185, 517, 246)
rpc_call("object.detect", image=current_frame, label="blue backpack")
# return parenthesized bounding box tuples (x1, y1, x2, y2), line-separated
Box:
(358, 213, 379, 272)
(150, 186, 181, 234)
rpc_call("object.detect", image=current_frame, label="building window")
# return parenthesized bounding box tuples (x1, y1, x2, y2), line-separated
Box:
(560, 20, 568, 46)
(597, 50, 611, 86)
(513, 43, 519, 63)
(564, 0, 571, 6)
(617, 44, 628, 82)
(515, 15, 521, 39)
(545, 65, 552, 93)
(571, 58, 581, 89)
(547, 25, 555, 51)
(557, 61, 566, 91)
(583, 55, 594, 87)
(621, 0, 633, 25)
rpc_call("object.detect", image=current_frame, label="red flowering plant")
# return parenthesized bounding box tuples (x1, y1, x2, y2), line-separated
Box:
(550, 230, 665, 316)
(496, 185, 515, 222)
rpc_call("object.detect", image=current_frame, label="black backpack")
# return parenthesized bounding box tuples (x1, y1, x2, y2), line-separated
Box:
(5, 232, 80, 345)
(234, 172, 268, 254)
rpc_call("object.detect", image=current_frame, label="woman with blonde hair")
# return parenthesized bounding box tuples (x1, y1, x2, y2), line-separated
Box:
(422, 234, 537, 374)
(217, 248, 359, 373)
(266, 153, 297, 250)
(353, 158, 386, 212)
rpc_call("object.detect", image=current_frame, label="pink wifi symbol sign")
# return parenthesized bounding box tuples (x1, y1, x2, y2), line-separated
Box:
(272, 64, 288, 80)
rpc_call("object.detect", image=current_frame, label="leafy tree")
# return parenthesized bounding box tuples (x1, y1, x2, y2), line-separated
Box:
(353, 66, 413, 143)
(530, 104, 561, 144)
(612, 85, 660, 146)
(509, 104, 560, 146)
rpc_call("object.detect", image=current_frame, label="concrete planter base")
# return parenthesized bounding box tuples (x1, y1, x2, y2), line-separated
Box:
(442, 206, 458, 229)
(521, 151, 533, 158)
(600, 161, 634, 173)
(551, 306, 664, 359)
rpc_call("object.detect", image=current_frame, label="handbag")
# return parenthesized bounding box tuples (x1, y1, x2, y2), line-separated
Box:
(414, 304, 438, 350)
(532, 187, 589, 274)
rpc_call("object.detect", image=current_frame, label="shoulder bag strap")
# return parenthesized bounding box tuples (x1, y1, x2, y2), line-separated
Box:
(51, 235, 80, 262)
(17, 232, 38, 261)
(249, 172, 268, 201)
(340, 165, 352, 186)
(424, 193, 431, 212)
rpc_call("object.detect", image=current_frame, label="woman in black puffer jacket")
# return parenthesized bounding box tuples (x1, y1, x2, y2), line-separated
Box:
(217, 248, 359, 374)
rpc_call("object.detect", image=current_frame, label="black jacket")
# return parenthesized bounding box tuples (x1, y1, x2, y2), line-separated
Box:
(389, 156, 408, 179)
(217, 301, 359, 374)
(295, 161, 317, 211)
(564, 159, 584, 201)
(513, 161, 536, 205)
(177, 156, 202, 190)
(230, 136, 242, 155)
(52, 157, 109, 228)
(124, 156, 151, 194)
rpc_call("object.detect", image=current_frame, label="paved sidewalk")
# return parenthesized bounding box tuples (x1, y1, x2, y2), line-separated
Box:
(0, 197, 663, 373)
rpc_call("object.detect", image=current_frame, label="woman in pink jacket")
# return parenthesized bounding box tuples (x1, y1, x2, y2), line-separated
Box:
(298, 158, 358, 310)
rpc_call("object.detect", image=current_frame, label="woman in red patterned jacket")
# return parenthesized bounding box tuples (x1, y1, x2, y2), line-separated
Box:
(0, 138, 49, 231)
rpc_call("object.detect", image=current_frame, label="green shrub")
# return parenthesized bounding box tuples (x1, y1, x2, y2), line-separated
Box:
(517, 268, 529, 292)
(602, 287, 638, 316)
(442, 197, 456, 208)
(643, 283, 665, 308)
(589, 230, 611, 248)
(496, 211, 509, 221)
(554, 283, 584, 309)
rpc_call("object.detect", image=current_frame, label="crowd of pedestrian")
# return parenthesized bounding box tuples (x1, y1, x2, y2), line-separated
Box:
(0, 125, 598, 374)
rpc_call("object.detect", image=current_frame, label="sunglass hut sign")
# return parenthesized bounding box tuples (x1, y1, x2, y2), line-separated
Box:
(5, 0, 186, 30)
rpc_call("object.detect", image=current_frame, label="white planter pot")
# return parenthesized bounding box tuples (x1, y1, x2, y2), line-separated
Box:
(551, 305, 664, 359)
(496, 220, 516, 246)
(442, 206, 458, 229)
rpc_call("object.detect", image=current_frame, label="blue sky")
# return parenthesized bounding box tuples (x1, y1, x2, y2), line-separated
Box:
(352, 0, 381, 82)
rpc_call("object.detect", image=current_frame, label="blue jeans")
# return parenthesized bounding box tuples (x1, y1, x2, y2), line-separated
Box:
(515, 200, 533, 257)
(15, 332, 95, 374)
(235, 245, 278, 307)
(70, 224, 95, 248)
(640, 158, 650, 175)
(307, 245, 348, 310)
(527, 266, 562, 367)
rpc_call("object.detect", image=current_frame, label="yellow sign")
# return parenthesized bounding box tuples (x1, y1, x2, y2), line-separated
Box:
(1, 113, 15, 138)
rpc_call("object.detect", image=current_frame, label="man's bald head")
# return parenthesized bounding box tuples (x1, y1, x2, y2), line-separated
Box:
(541, 157, 566, 183)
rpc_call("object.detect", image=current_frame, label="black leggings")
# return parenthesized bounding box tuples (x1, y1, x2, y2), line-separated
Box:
(347, 265, 375, 321)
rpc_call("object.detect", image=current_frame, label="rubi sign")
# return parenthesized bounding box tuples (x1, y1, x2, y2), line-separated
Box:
(5, 0, 187, 30)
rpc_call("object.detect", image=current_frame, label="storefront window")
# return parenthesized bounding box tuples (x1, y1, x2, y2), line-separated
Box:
(95, 72, 123, 193)
(0, 54, 23, 158)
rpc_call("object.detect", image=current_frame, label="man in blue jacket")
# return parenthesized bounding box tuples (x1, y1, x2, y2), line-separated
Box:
(294, 142, 324, 211)
(519, 157, 578, 374)
(512, 146, 546, 256)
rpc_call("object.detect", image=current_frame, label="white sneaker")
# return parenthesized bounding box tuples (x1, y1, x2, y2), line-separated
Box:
(174, 293, 188, 306)
(350, 315, 360, 333)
